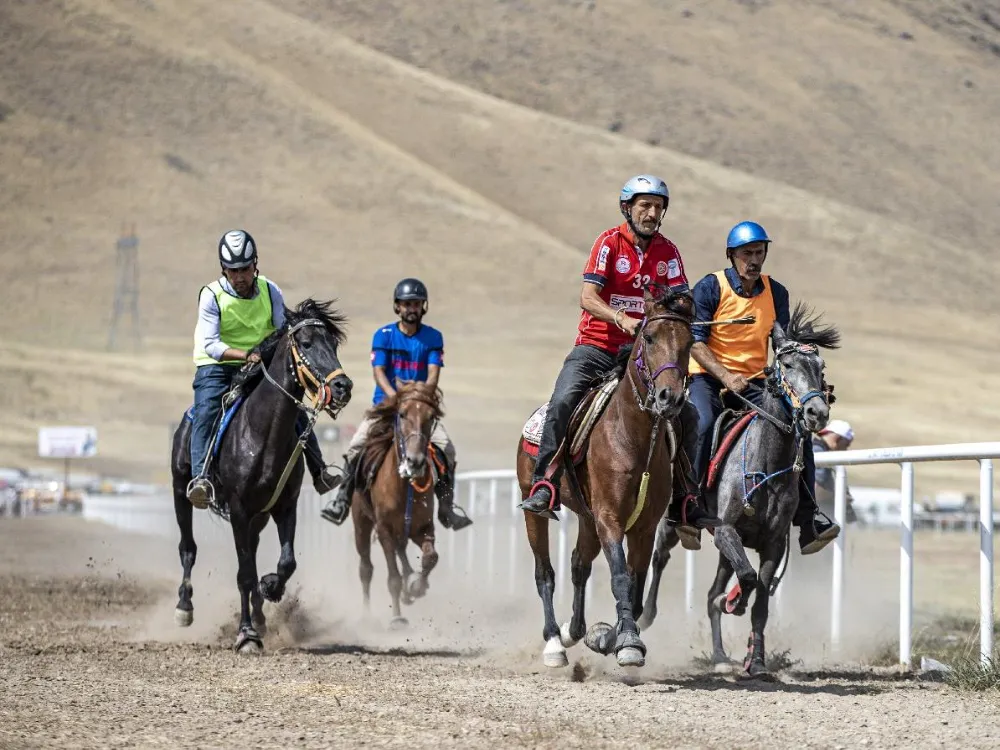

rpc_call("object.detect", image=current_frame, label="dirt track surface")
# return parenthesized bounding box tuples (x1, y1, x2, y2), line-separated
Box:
(1, 517, 998, 749)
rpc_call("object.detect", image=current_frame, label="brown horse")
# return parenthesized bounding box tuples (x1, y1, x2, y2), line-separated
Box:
(351, 382, 444, 627)
(516, 288, 695, 668)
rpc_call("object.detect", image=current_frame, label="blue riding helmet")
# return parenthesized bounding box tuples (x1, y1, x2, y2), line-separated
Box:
(726, 221, 770, 250)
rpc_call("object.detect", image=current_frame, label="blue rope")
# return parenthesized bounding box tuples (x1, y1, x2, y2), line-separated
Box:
(740, 415, 795, 508)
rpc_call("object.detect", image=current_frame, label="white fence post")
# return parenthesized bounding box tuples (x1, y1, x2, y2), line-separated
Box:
(899, 462, 915, 668)
(980, 459, 994, 667)
(831, 465, 847, 650)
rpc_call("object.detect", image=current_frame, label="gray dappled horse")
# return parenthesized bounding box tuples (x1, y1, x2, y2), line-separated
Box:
(639, 303, 839, 677)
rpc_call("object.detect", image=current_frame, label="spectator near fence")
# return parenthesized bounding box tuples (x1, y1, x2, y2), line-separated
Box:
(812, 419, 857, 523)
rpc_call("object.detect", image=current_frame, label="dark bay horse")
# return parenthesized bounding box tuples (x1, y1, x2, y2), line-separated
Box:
(170, 299, 353, 652)
(516, 288, 694, 668)
(352, 382, 444, 626)
(639, 303, 839, 677)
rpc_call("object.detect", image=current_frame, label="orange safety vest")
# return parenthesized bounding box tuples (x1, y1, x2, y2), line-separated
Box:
(689, 271, 776, 378)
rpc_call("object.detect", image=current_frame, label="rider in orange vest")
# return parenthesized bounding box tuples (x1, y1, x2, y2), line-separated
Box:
(688, 221, 840, 554)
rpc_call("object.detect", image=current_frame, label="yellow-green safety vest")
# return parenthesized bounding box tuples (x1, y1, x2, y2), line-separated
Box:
(193, 276, 275, 367)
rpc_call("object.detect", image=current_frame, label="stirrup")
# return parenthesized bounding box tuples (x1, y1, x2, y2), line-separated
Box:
(185, 477, 214, 510)
(519, 480, 560, 521)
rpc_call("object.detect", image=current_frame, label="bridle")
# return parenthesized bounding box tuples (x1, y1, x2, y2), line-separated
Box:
(260, 319, 349, 418)
(627, 311, 693, 414)
(393, 390, 440, 492)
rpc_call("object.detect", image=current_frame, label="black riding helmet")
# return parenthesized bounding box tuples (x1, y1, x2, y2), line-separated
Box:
(393, 278, 428, 302)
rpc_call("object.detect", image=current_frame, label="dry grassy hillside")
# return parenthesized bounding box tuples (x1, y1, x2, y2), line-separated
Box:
(0, 0, 997, 495)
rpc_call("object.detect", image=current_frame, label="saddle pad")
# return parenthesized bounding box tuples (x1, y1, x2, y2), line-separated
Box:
(706, 411, 756, 490)
(521, 377, 619, 450)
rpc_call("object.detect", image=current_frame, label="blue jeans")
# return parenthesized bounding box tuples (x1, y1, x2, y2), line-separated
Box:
(688, 374, 816, 526)
(190, 364, 325, 479)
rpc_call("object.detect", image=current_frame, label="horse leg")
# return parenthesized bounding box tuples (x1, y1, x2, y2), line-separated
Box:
(638, 514, 681, 630)
(713, 524, 757, 616)
(259, 503, 295, 604)
(376, 523, 407, 627)
(744, 540, 786, 679)
(585, 523, 646, 668)
(396, 541, 416, 605)
(249, 519, 268, 635)
(524, 509, 564, 667)
(707, 553, 736, 667)
(353, 510, 375, 611)
(231, 516, 263, 653)
(408, 534, 438, 600)
(173, 483, 197, 627)
(561, 518, 600, 648)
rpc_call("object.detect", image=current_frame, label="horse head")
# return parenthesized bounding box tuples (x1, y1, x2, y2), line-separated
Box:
(630, 284, 695, 419)
(394, 382, 443, 480)
(270, 299, 353, 412)
(769, 302, 841, 434)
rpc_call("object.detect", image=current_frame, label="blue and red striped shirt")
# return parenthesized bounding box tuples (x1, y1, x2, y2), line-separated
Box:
(370, 322, 444, 405)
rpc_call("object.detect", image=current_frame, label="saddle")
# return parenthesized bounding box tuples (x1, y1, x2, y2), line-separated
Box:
(521, 375, 619, 465)
(705, 408, 756, 489)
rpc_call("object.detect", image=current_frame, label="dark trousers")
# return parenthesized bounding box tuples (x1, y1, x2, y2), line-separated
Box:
(688, 374, 816, 525)
(191, 364, 325, 479)
(532, 345, 617, 482)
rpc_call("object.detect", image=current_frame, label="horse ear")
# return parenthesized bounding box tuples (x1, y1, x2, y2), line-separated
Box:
(771, 321, 788, 351)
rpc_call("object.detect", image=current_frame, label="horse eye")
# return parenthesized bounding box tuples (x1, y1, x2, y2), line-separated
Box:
(643, 334, 653, 344)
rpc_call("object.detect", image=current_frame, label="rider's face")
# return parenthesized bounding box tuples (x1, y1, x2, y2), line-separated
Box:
(730, 242, 768, 284)
(223, 265, 256, 297)
(396, 299, 424, 324)
(628, 196, 666, 236)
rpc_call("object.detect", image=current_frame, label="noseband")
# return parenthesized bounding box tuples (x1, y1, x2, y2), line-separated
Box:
(769, 343, 827, 412)
(628, 311, 692, 413)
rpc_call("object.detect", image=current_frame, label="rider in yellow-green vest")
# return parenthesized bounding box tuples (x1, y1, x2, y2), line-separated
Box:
(186, 230, 339, 509)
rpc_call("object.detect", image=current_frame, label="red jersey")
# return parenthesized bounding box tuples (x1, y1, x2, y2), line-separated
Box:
(576, 222, 690, 353)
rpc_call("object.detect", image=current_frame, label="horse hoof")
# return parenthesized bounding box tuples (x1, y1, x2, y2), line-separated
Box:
(724, 583, 743, 615)
(559, 622, 581, 649)
(407, 576, 428, 599)
(584, 622, 615, 656)
(543, 636, 568, 668)
(745, 663, 777, 681)
(174, 608, 193, 627)
(617, 647, 646, 668)
(234, 628, 263, 654)
(712, 659, 738, 674)
(258, 574, 284, 603)
(389, 616, 409, 630)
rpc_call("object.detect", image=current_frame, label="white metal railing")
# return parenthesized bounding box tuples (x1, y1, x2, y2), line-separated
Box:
(821, 442, 999, 668)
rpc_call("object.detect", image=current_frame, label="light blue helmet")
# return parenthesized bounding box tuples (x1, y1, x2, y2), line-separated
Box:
(726, 221, 770, 250)
(619, 174, 670, 208)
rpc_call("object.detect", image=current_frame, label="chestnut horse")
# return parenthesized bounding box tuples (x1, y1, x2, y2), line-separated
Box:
(351, 382, 443, 626)
(516, 288, 695, 668)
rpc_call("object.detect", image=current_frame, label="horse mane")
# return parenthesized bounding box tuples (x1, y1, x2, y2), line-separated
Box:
(358, 382, 444, 490)
(648, 284, 695, 321)
(255, 298, 348, 363)
(785, 301, 841, 350)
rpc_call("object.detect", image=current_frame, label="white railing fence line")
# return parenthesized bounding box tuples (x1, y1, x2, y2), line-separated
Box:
(820, 442, 999, 668)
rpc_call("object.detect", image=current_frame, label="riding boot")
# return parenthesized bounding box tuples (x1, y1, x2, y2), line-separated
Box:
(320, 454, 358, 525)
(434, 460, 472, 531)
(303, 439, 341, 496)
(794, 477, 841, 555)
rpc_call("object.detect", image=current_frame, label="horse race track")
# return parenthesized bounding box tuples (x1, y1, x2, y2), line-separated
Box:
(2, 517, 997, 749)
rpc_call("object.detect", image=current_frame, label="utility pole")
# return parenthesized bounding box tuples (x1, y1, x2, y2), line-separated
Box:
(108, 223, 142, 350)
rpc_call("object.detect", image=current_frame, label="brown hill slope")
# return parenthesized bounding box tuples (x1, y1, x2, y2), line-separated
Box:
(0, 0, 996, 495)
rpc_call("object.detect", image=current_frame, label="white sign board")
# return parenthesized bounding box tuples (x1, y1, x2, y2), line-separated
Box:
(38, 426, 98, 458)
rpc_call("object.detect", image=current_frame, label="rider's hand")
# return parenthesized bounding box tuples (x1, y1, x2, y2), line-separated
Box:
(246, 352, 261, 365)
(623, 316, 641, 338)
(723, 372, 750, 394)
